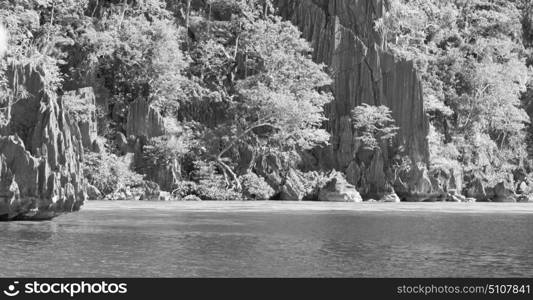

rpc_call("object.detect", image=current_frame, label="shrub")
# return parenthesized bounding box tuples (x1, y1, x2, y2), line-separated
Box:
(182, 195, 202, 202)
(196, 176, 243, 201)
(83, 152, 144, 196)
(172, 177, 243, 201)
(172, 181, 199, 199)
(240, 172, 275, 200)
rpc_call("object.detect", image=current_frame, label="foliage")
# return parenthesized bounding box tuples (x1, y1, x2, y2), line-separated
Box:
(94, 12, 190, 116)
(182, 194, 202, 202)
(83, 151, 144, 195)
(351, 104, 399, 150)
(239, 172, 274, 200)
(172, 180, 199, 199)
(142, 125, 197, 168)
(63, 91, 96, 122)
(377, 0, 533, 191)
(189, 7, 334, 189)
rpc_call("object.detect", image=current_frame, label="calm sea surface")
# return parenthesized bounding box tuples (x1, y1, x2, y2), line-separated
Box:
(0, 201, 532, 277)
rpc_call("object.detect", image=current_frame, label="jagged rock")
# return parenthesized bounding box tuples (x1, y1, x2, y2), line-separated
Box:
(139, 156, 180, 192)
(430, 164, 463, 195)
(465, 178, 487, 200)
(63, 87, 97, 148)
(254, 153, 307, 200)
(115, 132, 129, 155)
(126, 99, 179, 191)
(0, 64, 86, 220)
(493, 182, 517, 203)
(280, 169, 307, 200)
(86, 184, 102, 200)
(318, 172, 362, 202)
(126, 98, 166, 139)
(407, 165, 433, 195)
(276, 0, 430, 197)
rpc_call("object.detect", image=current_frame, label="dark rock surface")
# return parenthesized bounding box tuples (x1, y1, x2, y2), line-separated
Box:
(276, 0, 430, 197)
(0, 64, 86, 220)
(493, 182, 517, 203)
(62, 87, 97, 149)
(126, 98, 166, 139)
(254, 153, 307, 200)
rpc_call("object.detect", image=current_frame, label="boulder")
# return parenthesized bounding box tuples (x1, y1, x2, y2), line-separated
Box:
(318, 172, 362, 202)
(159, 191, 172, 201)
(254, 152, 307, 200)
(0, 64, 86, 220)
(516, 181, 530, 195)
(380, 192, 401, 203)
(493, 182, 517, 202)
(86, 184, 102, 200)
(517, 194, 532, 203)
(448, 190, 466, 202)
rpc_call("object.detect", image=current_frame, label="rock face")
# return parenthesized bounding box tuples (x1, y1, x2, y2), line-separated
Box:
(62, 87, 97, 148)
(126, 98, 166, 139)
(254, 153, 308, 200)
(493, 182, 517, 203)
(0, 64, 86, 220)
(276, 0, 430, 197)
(125, 99, 181, 191)
(318, 172, 362, 202)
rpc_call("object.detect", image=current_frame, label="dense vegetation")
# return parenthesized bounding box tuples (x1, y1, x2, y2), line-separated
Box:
(0, 0, 334, 200)
(378, 0, 533, 197)
(1, 0, 533, 201)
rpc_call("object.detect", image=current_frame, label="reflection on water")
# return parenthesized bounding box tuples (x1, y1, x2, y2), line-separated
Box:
(0, 202, 532, 277)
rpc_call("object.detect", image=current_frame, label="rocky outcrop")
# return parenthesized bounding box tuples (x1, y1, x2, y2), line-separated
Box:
(125, 99, 181, 191)
(0, 64, 86, 220)
(254, 152, 308, 200)
(126, 98, 166, 139)
(318, 172, 362, 202)
(62, 87, 98, 148)
(493, 182, 517, 203)
(86, 184, 102, 200)
(276, 0, 430, 198)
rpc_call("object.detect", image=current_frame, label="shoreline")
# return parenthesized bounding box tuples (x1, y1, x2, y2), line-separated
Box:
(79, 200, 533, 214)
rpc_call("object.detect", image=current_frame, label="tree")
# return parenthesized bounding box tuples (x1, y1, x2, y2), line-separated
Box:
(209, 16, 332, 189)
(351, 104, 399, 151)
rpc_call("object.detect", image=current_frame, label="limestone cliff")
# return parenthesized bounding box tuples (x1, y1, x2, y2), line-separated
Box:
(276, 0, 431, 199)
(126, 99, 179, 191)
(126, 98, 166, 139)
(0, 64, 86, 220)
